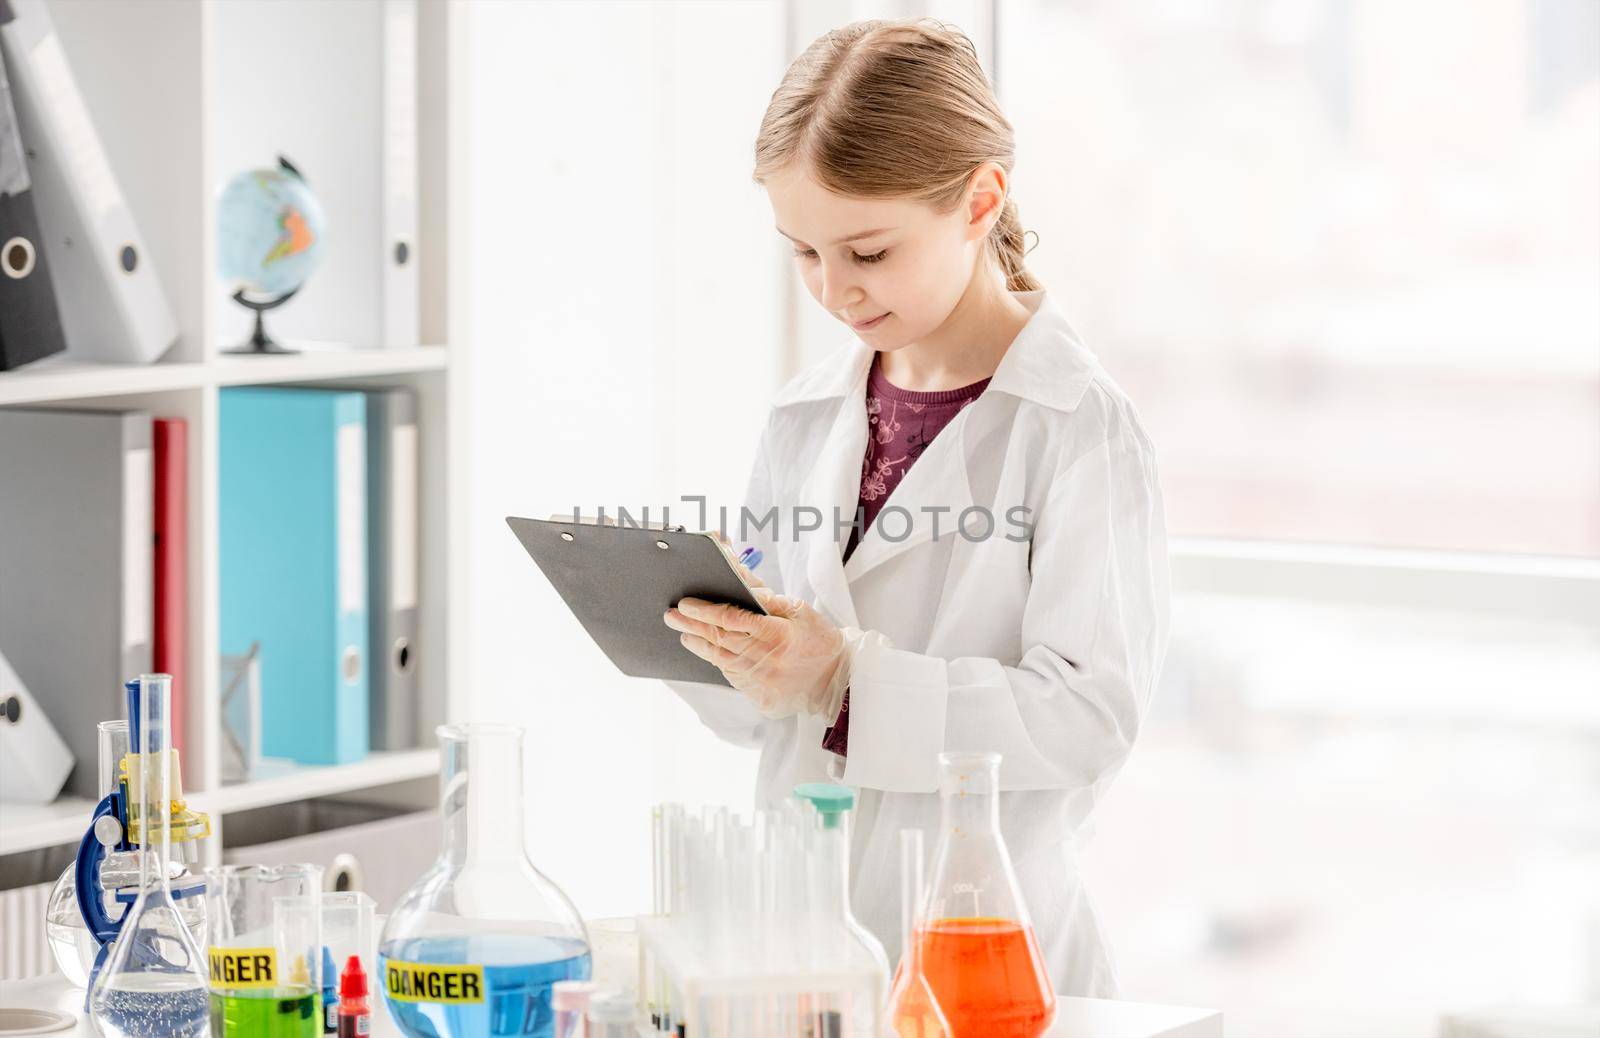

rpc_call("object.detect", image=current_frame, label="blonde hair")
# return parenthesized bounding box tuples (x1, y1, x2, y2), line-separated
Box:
(754, 18, 1041, 293)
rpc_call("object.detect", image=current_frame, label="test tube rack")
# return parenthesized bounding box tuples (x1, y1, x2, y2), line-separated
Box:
(634, 914, 886, 1038)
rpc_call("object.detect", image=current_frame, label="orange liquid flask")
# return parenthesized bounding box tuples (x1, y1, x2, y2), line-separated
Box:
(887, 829, 950, 1038)
(917, 752, 1055, 1038)
(917, 919, 1053, 1037)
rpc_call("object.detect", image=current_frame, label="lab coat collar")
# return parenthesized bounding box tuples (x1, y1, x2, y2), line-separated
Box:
(792, 374, 975, 617)
(781, 289, 1101, 623)
(773, 289, 1100, 415)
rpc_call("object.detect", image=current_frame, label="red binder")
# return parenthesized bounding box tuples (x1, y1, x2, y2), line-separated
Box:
(153, 418, 188, 753)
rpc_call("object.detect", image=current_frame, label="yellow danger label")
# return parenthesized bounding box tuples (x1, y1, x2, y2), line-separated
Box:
(384, 961, 485, 1004)
(208, 947, 279, 990)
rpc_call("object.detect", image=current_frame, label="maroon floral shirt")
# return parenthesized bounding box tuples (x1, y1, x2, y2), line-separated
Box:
(822, 354, 991, 757)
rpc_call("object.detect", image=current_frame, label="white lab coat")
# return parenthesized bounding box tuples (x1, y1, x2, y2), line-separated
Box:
(667, 288, 1170, 998)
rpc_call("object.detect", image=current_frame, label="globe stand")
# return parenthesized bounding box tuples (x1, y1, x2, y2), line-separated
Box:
(225, 288, 299, 355)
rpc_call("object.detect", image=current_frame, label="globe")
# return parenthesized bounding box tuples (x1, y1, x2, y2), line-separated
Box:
(216, 161, 326, 299)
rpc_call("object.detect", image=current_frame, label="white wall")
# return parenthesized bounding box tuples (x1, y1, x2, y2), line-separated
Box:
(461, 1, 787, 920)
(460, 0, 995, 921)
(209, 0, 388, 350)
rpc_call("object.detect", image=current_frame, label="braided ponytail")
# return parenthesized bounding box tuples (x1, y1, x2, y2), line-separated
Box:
(989, 197, 1041, 292)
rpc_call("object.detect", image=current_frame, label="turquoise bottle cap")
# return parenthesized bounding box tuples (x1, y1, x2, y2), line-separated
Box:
(793, 782, 855, 828)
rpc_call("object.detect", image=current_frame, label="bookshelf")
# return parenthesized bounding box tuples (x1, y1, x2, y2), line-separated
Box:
(2, 749, 442, 857)
(0, 0, 467, 862)
(0, 348, 450, 407)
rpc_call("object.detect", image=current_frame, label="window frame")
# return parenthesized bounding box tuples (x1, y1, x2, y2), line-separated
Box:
(1172, 538, 1600, 628)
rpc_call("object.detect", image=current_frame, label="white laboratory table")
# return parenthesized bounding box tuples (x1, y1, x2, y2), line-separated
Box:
(0, 974, 1221, 1037)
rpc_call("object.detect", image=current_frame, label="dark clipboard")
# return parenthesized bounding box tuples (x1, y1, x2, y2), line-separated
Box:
(505, 514, 769, 687)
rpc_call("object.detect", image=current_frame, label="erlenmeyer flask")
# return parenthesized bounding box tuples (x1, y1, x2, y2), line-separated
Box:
(87, 675, 210, 1037)
(887, 828, 949, 1038)
(379, 723, 591, 1038)
(916, 751, 1054, 1038)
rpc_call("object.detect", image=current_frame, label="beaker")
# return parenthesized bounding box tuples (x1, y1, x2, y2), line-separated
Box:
(86, 675, 210, 1037)
(205, 863, 325, 1037)
(321, 891, 377, 1033)
(379, 723, 592, 1038)
(887, 828, 949, 1038)
(916, 751, 1054, 1038)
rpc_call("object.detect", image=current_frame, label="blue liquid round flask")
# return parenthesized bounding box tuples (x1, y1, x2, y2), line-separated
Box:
(379, 724, 592, 1038)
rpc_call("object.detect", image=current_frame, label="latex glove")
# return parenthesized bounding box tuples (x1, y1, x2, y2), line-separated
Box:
(665, 588, 860, 720)
(708, 530, 767, 589)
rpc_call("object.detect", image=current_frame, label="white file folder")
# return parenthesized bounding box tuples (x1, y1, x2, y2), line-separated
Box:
(0, 408, 153, 798)
(0, 647, 73, 804)
(365, 388, 420, 750)
(0, 0, 177, 364)
(381, 0, 419, 348)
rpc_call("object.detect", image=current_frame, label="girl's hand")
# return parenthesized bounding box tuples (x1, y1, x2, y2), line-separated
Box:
(664, 589, 851, 720)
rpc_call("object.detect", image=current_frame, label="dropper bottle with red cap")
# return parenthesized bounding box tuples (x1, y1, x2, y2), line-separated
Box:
(336, 955, 371, 1037)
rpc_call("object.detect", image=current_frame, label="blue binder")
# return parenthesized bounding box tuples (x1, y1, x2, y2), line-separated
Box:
(220, 388, 369, 765)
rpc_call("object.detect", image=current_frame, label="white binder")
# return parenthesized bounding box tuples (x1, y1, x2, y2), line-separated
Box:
(0, 647, 73, 804)
(381, 0, 419, 348)
(365, 388, 421, 749)
(0, 408, 152, 799)
(0, 0, 177, 364)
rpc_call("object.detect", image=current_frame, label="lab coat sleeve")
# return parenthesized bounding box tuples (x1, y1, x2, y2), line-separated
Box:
(660, 420, 787, 749)
(839, 432, 1171, 793)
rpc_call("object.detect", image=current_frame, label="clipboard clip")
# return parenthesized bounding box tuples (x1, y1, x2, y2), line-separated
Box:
(547, 512, 688, 533)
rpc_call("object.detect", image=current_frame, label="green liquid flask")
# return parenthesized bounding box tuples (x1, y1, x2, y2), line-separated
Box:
(205, 863, 325, 1038)
(210, 988, 321, 1037)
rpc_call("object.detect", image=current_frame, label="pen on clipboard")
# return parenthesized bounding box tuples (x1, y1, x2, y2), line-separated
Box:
(738, 546, 763, 570)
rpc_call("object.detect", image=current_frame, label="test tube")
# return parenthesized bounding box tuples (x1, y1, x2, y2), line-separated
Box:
(586, 990, 636, 1038)
(96, 719, 130, 798)
(554, 979, 598, 1038)
(649, 805, 662, 1029)
(660, 805, 688, 1034)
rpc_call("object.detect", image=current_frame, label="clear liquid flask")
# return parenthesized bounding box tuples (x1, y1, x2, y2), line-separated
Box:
(205, 863, 325, 1037)
(887, 828, 949, 1038)
(379, 723, 592, 1038)
(915, 752, 1055, 1038)
(792, 783, 889, 1038)
(87, 676, 211, 1037)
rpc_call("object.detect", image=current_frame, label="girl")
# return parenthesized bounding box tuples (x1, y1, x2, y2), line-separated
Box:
(663, 19, 1169, 998)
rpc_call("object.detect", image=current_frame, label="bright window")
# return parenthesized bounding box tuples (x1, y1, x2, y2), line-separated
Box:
(997, 0, 1600, 557)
